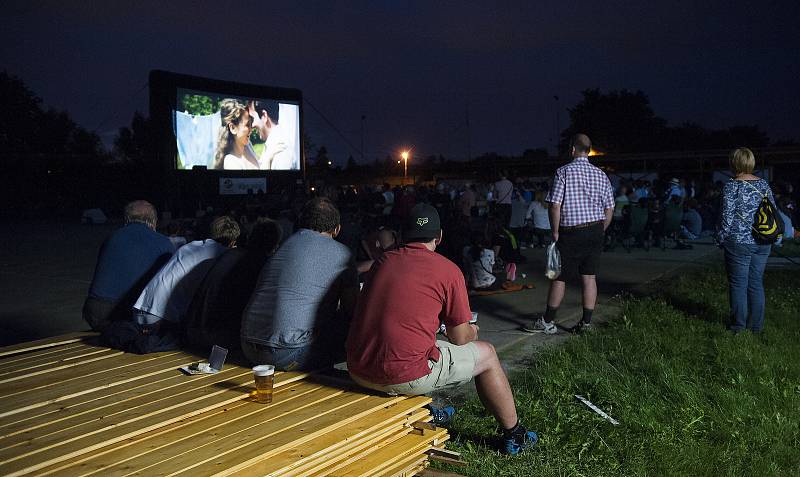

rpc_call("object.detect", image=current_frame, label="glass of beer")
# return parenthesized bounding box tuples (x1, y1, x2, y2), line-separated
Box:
(252, 365, 275, 404)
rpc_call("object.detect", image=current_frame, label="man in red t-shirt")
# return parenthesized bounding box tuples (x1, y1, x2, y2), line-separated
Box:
(346, 204, 538, 455)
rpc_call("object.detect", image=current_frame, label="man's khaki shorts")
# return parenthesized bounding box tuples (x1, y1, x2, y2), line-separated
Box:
(351, 340, 480, 396)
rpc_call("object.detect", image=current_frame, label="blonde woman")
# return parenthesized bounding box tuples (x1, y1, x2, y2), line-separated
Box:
(717, 147, 774, 333)
(212, 99, 260, 170)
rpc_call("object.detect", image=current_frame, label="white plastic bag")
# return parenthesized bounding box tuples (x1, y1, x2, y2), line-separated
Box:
(545, 242, 561, 280)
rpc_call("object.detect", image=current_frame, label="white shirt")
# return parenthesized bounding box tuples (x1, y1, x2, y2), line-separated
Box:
(134, 239, 227, 323)
(224, 153, 259, 170)
(527, 201, 551, 230)
(260, 104, 300, 170)
(494, 179, 513, 205)
(471, 249, 497, 289)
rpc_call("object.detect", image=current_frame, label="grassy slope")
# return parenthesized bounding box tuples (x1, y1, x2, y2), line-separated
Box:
(441, 267, 800, 476)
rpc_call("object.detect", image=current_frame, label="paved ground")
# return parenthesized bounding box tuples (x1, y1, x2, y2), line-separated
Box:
(0, 220, 721, 353)
(469, 239, 720, 352)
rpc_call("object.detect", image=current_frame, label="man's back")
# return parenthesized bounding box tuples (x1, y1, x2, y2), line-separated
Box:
(347, 243, 471, 385)
(548, 157, 614, 227)
(89, 223, 173, 303)
(133, 239, 227, 323)
(241, 229, 354, 348)
(184, 247, 267, 350)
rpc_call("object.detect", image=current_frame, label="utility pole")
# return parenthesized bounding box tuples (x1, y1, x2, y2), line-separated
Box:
(360, 115, 365, 162)
(466, 103, 471, 161)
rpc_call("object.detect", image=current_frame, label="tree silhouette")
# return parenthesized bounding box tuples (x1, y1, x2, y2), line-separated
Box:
(562, 88, 772, 153)
(0, 71, 103, 157)
(561, 89, 666, 153)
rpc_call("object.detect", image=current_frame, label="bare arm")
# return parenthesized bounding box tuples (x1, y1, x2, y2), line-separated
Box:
(603, 207, 614, 231)
(446, 323, 479, 345)
(549, 204, 561, 242)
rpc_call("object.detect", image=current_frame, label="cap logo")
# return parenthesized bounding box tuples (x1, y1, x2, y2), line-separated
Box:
(416, 217, 429, 226)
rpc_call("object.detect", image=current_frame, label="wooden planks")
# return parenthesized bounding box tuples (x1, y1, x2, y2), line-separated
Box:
(0, 332, 98, 358)
(0, 335, 453, 477)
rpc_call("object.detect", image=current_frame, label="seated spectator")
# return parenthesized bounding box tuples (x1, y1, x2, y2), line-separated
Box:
(102, 216, 240, 353)
(357, 227, 399, 274)
(347, 204, 539, 455)
(241, 198, 358, 371)
(184, 219, 283, 352)
(681, 199, 703, 240)
(83, 200, 173, 332)
(466, 243, 502, 291)
(488, 217, 526, 265)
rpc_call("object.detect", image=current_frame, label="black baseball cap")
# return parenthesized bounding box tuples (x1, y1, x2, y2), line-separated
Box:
(404, 203, 441, 240)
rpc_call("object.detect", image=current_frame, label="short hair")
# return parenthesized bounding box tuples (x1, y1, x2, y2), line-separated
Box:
(124, 200, 157, 229)
(246, 218, 283, 254)
(298, 197, 341, 233)
(570, 134, 592, 155)
(729, 147, 755, 175)
(209, 216, 240, 247)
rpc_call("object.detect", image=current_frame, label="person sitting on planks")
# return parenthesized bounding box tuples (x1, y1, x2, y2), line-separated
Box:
(346, 203, 539, 455)
(183, 218, 283, 353)
(240, 198, 358, 371)
(83, 200, 174, 333)
(102, 216, 240, 353)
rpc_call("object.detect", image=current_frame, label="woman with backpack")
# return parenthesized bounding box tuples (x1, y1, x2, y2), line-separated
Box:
(717, 147, 781, 333)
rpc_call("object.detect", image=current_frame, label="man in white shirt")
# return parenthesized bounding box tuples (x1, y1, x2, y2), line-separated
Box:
(493, 172, 514, 226)
(133, 216, 240, 328)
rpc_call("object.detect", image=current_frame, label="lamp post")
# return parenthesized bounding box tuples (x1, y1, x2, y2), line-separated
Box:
(401, 151, 409, 182)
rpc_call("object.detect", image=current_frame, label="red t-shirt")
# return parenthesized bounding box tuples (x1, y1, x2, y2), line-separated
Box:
(346, 243, 472, 384)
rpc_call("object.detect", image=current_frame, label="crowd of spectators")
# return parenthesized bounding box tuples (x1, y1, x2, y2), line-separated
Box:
(81, 157, 799, 455)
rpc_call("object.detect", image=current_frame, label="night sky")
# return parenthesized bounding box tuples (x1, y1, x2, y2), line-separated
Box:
(2, 1, 799, 163)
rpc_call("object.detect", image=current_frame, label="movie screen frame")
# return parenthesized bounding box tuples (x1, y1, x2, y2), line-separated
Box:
(149, 70, 305, 174)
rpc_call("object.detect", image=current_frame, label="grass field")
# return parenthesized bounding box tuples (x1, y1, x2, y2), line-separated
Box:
(440, 267, 800, 476)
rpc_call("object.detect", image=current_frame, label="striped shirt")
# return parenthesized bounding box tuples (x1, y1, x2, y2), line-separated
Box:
(546, 157, 614, 227)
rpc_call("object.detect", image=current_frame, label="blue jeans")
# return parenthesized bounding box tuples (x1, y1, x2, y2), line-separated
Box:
(723, 241, 771, 332)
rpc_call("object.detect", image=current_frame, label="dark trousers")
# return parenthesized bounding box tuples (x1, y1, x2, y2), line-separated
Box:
(83, 296, 132, 332)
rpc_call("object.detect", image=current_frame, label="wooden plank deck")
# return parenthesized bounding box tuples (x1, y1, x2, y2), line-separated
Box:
(0, 334, 449, 476)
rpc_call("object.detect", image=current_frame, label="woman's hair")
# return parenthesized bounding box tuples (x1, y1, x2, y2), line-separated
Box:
(212, 99, 249, 170)
(209, 215, 241, 247)
(729, 147, 755, 175)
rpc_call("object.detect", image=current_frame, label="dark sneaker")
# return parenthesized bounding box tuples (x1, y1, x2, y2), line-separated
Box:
(504, 430, 539, 455)
(428, 405, 455, 426)
(572, 321, 594, 334)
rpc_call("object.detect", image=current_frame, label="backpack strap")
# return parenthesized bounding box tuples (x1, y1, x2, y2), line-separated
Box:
(738, 179, 767, 199)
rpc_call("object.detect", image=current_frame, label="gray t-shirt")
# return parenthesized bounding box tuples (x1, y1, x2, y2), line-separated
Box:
(241, 229, 356, 348)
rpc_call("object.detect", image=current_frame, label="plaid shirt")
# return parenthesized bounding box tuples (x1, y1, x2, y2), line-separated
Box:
(546, 156, 614, 227)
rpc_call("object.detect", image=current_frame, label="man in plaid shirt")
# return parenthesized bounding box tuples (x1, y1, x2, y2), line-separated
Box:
(524, 134, 614, 334)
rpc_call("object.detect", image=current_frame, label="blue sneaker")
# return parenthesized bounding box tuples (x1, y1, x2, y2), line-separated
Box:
(428, 405, 455, 426)
(504, 430, 538, 455)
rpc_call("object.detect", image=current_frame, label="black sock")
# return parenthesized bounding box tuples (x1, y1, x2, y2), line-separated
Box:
(503, 421, 527, 438)
(582, 308, 594, 324)
(544, 306, 558, 323)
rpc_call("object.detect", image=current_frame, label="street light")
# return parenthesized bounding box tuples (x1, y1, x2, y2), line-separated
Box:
(401, 151, 409, 181)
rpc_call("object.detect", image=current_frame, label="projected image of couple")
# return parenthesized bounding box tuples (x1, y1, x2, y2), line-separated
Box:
(213, 99, 297, 171)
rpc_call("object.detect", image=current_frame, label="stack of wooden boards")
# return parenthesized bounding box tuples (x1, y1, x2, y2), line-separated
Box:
(0, 333, 450, 476)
